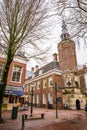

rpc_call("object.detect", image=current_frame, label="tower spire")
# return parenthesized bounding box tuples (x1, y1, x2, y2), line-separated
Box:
(61, 19, 70, 40)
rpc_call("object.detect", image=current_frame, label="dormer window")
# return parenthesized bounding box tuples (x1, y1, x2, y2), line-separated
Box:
(39, 69, 43, 75)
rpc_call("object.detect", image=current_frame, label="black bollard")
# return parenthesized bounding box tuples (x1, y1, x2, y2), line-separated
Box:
(22, 114, 25, 129)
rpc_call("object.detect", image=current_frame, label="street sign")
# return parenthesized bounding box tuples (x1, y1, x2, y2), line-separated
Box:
(56, 97, 62, 102)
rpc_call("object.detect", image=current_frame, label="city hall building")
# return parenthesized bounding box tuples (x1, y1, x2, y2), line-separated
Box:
(25, 21, 87, 110)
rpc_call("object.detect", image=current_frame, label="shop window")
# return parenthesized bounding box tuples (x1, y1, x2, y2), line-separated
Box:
(9, 95, 14, 103)
(12, 66, 22, 82)
(3, 96, 9, 104)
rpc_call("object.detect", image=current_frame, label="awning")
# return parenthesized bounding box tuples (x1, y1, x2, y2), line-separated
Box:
(13, 90, 24, 96)
(5, 86, 24, 96)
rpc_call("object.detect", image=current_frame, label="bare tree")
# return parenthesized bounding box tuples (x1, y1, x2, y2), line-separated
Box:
(53, 0, 87, 45)
(0, 0, 54, 123)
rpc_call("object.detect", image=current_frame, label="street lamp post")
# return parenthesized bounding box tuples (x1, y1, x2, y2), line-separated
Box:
(50, 82, 61, 119)
(30, 86, 34, 116)
(55, 83, 58, 119)
(30, 82, 36, 117)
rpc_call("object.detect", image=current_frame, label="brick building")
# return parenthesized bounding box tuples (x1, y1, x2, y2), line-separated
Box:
(0, 50, 27, 110)
(25, 54, 63, 109)
(25, 20, 87, 109)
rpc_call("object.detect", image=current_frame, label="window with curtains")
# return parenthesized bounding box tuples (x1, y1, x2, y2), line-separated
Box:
(12, 66, 22, 82)
(0, 62, 5, 81)
(48, 93, 53, 104)
(43, 79, 47, 88)
(48, 77, 53, 87)
(43, 93, 46, 104)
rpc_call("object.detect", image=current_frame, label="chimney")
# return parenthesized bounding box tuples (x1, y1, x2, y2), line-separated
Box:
(83, 65, 87, 73)
(35, 65, 39, 71)
(53, 53, 57, 61)
(31, 67, 34, 72)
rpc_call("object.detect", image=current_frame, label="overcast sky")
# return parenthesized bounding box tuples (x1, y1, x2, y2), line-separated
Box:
(27, 32, 87, 70)
(26, 4, 87, 71)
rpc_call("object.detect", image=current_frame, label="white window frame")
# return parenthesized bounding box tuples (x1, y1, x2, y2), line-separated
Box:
(43, 79, 47, 88)
(11, 65, 22, 83)
(48, 93, 53, 104)
(36, 94, 39, 104)
(43, 93, 46, 104)
(48, 77, 53, 87)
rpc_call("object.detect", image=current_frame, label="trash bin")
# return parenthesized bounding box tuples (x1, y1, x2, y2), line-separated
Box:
(11, 106, 18, 119)
(49, 104, 53, 109)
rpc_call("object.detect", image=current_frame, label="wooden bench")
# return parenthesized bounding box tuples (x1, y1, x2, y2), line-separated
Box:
(24, 113, 45, 120)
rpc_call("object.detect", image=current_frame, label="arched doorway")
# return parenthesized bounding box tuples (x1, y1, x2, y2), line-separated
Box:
(76, 99, 80, 110)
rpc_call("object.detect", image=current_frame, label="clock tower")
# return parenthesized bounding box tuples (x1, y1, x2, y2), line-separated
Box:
(58, 20, 77, 71)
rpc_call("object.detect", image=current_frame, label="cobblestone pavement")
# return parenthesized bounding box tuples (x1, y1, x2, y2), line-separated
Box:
(0, 108, 87, 130)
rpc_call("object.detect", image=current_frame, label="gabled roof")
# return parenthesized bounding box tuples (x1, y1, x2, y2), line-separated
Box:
(27, 61, 60, 80)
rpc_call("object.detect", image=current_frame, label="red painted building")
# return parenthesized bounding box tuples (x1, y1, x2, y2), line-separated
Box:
(0, 50, 27, 110)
